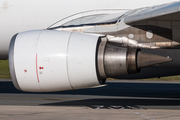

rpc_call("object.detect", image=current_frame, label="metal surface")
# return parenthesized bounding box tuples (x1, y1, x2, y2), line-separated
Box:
(10, 30, 102, 92)
(104, 44, 128, 77)
(10, 29, 174, 92)
(0, 0, 177, 59)
(48, 10, 127, 29)
(97, 39, 140, 78)
(117, 48, 180, 79)
(67, 32, 101, 89)
(124, 1, 180, 24)
(13, 30, 48, 92)
(97, 39, 173, 78)
(97, 37, 107, 79)
(127, 48, 140, 74)
(35, 30, 72, 92)
(8, 34, 21, 91)
(137, 51, 172, 68)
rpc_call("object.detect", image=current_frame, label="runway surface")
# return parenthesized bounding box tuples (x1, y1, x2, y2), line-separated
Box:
(0, 79, 180, 120)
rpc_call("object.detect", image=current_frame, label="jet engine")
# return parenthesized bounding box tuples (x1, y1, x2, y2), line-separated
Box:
(9, 30, 172, 92)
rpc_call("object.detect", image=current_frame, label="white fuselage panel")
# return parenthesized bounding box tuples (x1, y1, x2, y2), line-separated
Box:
(0, 0, 175, 58)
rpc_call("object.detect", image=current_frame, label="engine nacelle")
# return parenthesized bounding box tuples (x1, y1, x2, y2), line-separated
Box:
(9, 30, 105, 92)
(9, 30, 172, 92)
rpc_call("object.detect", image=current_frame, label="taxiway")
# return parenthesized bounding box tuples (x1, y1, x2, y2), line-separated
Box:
(0, 79, 180, 120)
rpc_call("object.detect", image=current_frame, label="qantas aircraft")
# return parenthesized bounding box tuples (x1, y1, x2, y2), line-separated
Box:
(0, 0, 180, 92)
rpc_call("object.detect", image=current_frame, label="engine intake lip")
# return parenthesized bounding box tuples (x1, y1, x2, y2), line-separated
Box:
(9, 33, 22, 91)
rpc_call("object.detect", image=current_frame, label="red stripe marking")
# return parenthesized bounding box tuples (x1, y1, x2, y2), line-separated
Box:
(36, 54, 40, 83)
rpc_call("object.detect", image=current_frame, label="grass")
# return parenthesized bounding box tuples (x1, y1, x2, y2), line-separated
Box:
(1, 60, 180, 81)
(0, 60, 11, 79)
(138, 76, 180, 81)
(107, 76, 180, 81)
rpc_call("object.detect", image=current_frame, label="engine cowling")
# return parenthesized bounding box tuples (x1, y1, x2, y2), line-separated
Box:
(9, 30, 172, 92)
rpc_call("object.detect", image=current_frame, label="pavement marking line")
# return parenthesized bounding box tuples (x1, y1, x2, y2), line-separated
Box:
(0, 97, 84, 101)
(130, 110, 156, 120)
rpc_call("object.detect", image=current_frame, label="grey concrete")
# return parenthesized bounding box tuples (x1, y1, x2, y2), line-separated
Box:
(0, 79, 180, 120)
(0, 106, 180, 120)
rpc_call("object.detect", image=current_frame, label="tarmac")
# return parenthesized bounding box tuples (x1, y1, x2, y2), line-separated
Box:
(0, 79, 180, 120)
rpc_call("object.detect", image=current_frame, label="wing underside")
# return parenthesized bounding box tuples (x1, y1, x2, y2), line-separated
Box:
(48, 9, 128, 29)
(124, 1, 180, 24)
(49, 1, 180, 49)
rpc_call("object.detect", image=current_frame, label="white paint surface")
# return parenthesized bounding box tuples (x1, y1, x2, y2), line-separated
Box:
(36, 30, 72, 92)
(146, 30, 154, 39)
(13, 30, 101, 92)
(0, 0, 176, 58)
(14, 30, 42, 92)
(68, 32, 100, 89)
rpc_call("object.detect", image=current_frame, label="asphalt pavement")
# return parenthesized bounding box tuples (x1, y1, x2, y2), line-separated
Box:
(0, 79, 180, 120)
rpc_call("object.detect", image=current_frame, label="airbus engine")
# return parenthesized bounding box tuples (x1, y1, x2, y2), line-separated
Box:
(9, 30, 172, 92)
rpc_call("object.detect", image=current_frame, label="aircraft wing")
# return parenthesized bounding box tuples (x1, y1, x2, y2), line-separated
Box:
(49, 1, 180, 29)
(124, 1, 180, 24)
(49, 1, 180, 48)
(48, 10, 127, 29)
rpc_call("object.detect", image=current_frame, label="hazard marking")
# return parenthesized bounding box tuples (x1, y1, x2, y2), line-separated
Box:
(36, 54, 40, 83)
(39, 67, 44, 70)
